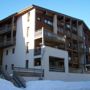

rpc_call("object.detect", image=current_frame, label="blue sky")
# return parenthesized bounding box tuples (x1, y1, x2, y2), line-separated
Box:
(0, 0, 90, 28)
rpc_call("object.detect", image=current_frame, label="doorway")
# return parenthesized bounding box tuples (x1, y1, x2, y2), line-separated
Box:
(25, 60, 29, 69)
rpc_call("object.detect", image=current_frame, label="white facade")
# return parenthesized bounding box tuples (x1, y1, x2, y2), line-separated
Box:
(2, 9, 36, 73)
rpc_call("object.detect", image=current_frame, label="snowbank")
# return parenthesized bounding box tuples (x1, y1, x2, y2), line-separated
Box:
(0, 79, 21, 90)
(0, 78, 90, 90)
(26, 80, 90, 90)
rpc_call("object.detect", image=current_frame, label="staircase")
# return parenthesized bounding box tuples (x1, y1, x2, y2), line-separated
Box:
(12, 73, 26, 88)
(0, 68, 26, 88)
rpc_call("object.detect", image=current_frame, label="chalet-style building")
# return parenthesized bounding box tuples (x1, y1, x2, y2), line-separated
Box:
(0, 5, 90, 81)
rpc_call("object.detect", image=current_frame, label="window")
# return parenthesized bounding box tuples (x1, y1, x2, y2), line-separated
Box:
(47, 21, 53, 26)
(66, 24, 70, 29)
(11, 64, 14, 70)
(25, 60, 29, 68)
(49, 56, 65, 72)
(5, 65, 7, 70)
(37, 17, 41, 21)
(44, 19, 53, 26)
(12, 48, 15, 54)
(27, 12, 30, 21)
(44, 19, 48, 23)
(26, 42, 29, 53)
(34, 58, 41, 66)
(27, 27, 29, 37)
(6, 50, 8, 55)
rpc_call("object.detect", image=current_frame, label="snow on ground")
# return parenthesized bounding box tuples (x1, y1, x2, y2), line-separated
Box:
(26, 80, 90, 90)
(1, 78, 90, 90)
(0, 79, 21, 90)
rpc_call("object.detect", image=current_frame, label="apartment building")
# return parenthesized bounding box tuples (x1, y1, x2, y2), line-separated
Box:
(0, 5, 90, 81)
(84, 28, 90, 71)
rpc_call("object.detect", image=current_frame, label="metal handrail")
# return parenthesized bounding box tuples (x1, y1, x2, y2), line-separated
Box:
(35, 29, 65, 42)
(44, 30, 65, 42)
(49, 66, 65, 72)
(13, 67, 44, 74)
(13, 73, 26, 88)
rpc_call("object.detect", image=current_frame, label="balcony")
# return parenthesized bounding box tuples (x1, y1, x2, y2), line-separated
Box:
(0, 37, 16, 48)
(85, 47, 89, 54)
(35, 30, 42, 39)
(72, 33, 77, 40)
(44, 30, 65, 43)
(89, 48, 90, 54)
(0, 25, 16, 34)
(57, 26, 64, 35)
(13, 67, 44, 77)
(66, 30, 71, 38)
(35, 29, 65, 43)
(78, 36, 83, 43)
(78, 47, 84, 54)
(34, 47, 41, 55)
(72, 43, 78, 50)
(85, 47, 90, 55)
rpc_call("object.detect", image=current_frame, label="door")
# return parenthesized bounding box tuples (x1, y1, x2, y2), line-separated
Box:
(25, 60, 29, 69)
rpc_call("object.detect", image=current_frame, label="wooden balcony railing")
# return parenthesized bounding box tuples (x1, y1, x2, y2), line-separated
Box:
(66, 30, 71, 38)
(78, 47, 84, 54)
(78, 36, 83, 43)
(0, 25, 16, 34)
(0, 37, 16, 48)
(72, 33, 77, 40)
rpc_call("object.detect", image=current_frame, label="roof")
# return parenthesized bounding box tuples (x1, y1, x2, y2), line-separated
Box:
(33, 5, 82, 21)
(0, 4, 89, 30)
(0, 13, 17, 24)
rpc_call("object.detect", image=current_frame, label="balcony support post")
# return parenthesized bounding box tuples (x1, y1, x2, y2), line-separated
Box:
(42, 27, 44, 46)
(4, 35, 7, 46)
(11, 16, 14, 44)
(53, 15, 57, 34)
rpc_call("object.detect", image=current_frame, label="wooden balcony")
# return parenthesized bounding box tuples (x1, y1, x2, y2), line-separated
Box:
(78, 47, 84, 54)
(35, 29, 65, 43)
(0, 37, 16, 48)
(78, 36, 83, 43)
(66, 30, 71, 38)
(0, 27, 10, 34)
(72, 33, 77, 40)
(0, 25, 16, 35)
(85, 47, 89, 54)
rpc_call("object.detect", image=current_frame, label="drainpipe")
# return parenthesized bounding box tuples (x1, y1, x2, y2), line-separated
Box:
(39, 27, 45, 80)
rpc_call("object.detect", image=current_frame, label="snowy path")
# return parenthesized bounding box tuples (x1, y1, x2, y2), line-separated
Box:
(0, 79, 90, 90)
